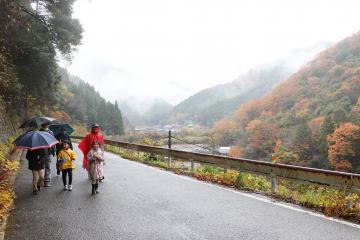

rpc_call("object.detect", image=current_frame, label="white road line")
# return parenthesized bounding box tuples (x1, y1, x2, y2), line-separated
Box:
(105, 152, 360, 230)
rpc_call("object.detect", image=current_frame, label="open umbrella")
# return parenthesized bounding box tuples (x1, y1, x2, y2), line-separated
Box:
(13, 131, 58, 150)
(19, 116, 57, 129)
(49, 123, 74, 136)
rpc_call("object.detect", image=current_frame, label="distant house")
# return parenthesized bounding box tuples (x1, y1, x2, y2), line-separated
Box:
(219, 147, 231, 155)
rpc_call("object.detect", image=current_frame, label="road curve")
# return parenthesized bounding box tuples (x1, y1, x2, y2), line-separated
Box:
(5, 146, 360, 240)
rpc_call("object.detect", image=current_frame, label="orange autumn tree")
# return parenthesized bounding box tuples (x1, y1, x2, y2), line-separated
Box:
(229, 146, 245, 158)
(212, 117, 239, 146)
(50, 111, 72, 123)
(245, 119, 279, 160)
(234, 99, 262, 130)
(327, 122, 360, 172)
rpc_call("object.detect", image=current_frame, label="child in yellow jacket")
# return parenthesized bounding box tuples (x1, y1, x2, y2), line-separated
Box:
(57, 140, 76, 191)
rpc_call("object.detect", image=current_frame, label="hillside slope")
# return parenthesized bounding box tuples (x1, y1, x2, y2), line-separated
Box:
(213, 32, 360, 172)
(173, 42, 332, 126)
(57, 69, 125, 135)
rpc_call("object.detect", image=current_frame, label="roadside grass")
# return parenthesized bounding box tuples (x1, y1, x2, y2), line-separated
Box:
(0, 136, 19, 222)
(105, 145, 360, 223)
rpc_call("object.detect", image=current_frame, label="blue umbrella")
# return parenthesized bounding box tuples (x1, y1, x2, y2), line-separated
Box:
(13, 131, 58, 150)
(49, 123, 74, 136)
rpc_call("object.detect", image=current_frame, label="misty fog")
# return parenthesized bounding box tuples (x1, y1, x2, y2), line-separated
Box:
(59, 0, 360, 126)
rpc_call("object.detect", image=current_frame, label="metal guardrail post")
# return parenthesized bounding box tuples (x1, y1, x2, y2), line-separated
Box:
(224, 157, 228, 173)
(191, 157, 194, 173)
(168, 130, 172, 168)
(271, 173, 277, 193)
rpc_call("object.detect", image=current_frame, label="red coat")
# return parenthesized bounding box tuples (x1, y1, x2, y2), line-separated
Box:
(78, 130, 104, 169)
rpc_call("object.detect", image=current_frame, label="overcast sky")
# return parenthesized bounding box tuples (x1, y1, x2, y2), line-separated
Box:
(64, 0, 360, 105)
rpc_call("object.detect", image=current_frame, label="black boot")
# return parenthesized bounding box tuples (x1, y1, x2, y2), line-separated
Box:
(91, 184, 96, 195)
(95, 183, 99, 194)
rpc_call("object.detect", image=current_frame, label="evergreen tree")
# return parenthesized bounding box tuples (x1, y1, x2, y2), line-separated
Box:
(292, 123, 313, 164)
(113, 101, 124, 135)
(60, 70, 124, 135)
(313, 116, 336, 168)
(0, 0, 82, 119)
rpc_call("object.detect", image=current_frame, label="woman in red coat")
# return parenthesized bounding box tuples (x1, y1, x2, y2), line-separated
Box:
(78, 124, 105, 174)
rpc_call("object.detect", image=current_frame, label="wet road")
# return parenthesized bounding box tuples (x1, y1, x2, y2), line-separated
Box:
(5, 146, 360, 240)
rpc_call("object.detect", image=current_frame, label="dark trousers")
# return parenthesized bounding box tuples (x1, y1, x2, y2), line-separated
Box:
(62, 169, 73, 186)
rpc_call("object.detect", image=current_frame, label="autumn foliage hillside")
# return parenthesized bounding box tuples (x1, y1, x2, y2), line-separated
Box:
(213, 32, 360, 172)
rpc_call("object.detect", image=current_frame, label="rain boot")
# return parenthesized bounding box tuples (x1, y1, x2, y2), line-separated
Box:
(95, 183, 99, 194)
(91, 184, 95, 195)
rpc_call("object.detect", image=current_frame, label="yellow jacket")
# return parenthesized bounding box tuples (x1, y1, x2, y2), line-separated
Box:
(57, 148, 76, 170)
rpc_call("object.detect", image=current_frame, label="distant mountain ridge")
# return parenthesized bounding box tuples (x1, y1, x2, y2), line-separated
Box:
(172, 42, 333, 126)
(120, 98, 173, 127)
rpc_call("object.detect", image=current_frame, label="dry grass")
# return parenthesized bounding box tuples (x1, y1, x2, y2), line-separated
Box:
(0, 136, 19, 222)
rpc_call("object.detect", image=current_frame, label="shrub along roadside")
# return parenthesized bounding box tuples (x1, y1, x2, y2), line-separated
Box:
(0, 136, 19, 223)
(105, 144, 360, 223)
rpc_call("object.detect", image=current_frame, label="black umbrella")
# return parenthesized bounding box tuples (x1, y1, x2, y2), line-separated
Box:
(49, 124, 74, 136)
(19, 116, 57, 129)
(13, 131, 58, 150)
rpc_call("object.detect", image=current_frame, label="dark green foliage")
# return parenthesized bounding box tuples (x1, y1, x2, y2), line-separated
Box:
(0, 51, 23, 117)
(311, 117, 336, 168)
(0, 0, 83, 120)
(292, 123, 313, 162)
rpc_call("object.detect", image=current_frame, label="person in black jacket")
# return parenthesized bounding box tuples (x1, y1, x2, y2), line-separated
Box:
(55, 128, 73, 175)
(26, 149, 45, 195)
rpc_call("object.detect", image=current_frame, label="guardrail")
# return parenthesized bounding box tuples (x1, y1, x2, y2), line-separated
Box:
(72, 136, 360, 193)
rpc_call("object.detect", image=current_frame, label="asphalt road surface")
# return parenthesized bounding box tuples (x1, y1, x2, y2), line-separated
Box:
(5, 146, 360, 240)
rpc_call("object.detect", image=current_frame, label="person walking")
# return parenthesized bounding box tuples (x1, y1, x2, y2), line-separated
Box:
(26, 149, 45, 195)
(87, 141, 104, 195)
(55, 128, 73, 175)
(39, 122, 55, 187)
(57, 140, 76, 191)
(78, 123, 104, 177)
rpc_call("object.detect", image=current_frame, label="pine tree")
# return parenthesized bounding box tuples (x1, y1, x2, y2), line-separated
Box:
(312, 116, 336, 168)
(292, 123, 313, 165)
